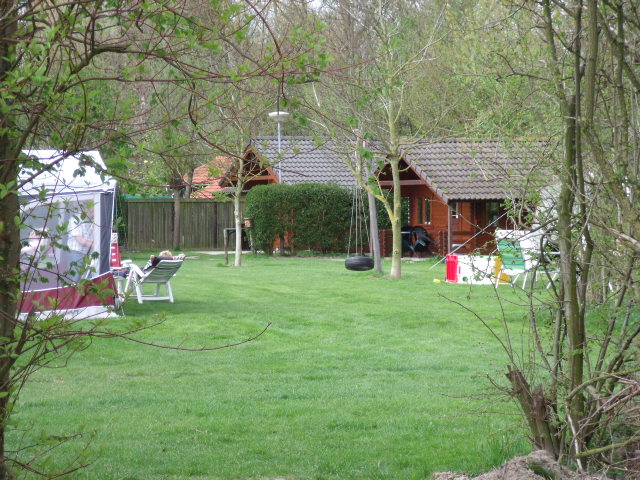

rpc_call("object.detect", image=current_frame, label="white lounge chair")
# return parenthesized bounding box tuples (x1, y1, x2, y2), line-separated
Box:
(124, 259, 184, 304)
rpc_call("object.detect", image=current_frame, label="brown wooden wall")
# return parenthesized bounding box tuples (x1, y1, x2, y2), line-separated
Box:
(378, 160, 505, 254)
(401, 184, 450, 255)
(126, 198, 237, 251)
(391, 182, 509, 256)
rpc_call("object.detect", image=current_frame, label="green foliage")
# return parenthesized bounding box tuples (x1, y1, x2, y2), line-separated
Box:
(244, 185, 290, 253)
(245, 183, 352, 254)
(287, 183, 352, 253)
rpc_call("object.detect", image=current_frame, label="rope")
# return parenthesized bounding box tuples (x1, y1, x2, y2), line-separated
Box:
(347, 146, 371, 257)
(428, 210, 510, 270)
(347, 183, 371, 257)
(347, 185, 356, 255)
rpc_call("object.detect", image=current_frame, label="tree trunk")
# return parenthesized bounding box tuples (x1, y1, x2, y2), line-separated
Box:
(0, 150, 19, 480)
(234, 187, 243, 267)
(389, 156, 402, 279)
(367, 190, 383, 274)
(184, 170, 194, 198)
(172, 188, 181, 251)
(540, 0, 586, 457)
(558, 96, 586, 454)
(233, 158, 245, 267)
(506, 366, 559, 457)
(0, 5, 19, 476)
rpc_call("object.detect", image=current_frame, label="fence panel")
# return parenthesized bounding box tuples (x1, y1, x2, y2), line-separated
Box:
(125, 198, 236, 251)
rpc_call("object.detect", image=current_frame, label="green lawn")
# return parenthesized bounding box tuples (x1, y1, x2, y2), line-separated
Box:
(12, 254, 533, 479)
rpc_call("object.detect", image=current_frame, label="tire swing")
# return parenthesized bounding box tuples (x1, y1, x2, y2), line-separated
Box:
(345, 183, 374, 271)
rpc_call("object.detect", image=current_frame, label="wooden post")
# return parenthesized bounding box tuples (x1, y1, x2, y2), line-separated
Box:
(243, 217, 256, 254)
(223, 228, 229, 265)
(367, 191, 383, 273)
(447, 202, 452, 255)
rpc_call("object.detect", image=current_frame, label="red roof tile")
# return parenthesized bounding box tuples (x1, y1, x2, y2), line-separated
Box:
(189, 157, 231, 198)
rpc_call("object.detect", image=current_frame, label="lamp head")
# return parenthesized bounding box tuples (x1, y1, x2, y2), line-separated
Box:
(268, 111, 290, 122)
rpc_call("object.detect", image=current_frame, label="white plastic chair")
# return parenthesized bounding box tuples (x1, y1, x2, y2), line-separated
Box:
(124, 259, 183, 304)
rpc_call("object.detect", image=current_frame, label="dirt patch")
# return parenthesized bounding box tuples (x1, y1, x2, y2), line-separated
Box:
(433, 450, 611, 480)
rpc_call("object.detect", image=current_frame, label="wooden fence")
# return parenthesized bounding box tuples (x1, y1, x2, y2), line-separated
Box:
(125, 198, 237, 251)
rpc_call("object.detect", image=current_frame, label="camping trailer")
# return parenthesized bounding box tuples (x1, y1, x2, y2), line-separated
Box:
(18, 150, 117, 319)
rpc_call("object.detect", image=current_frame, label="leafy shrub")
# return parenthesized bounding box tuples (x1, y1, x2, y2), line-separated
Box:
(244, 184, 291, 254)
(245, 183, 353, 254)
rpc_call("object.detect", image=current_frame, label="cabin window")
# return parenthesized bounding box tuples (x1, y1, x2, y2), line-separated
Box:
(487, 201, 501, 225)
(424, 198, 431, 224)
(416, 197, 431, 225)
(401, 197, 410, 225)
(451, 202, 459, 219)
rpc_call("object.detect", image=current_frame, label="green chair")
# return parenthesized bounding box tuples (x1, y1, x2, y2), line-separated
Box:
(495, 230, 558, 289)
(497, 238, 528, 287)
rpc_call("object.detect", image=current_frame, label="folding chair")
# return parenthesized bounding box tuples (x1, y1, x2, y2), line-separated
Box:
(124, 259, 184, 304)
(495, 229, 559, 289)
(496, 237, 528, 287)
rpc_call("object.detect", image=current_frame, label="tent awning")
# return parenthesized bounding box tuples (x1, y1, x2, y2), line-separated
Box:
(19, 150, 116, 198)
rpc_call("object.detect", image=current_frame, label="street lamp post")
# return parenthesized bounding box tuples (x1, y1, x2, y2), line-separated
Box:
(268, 110, 289, 181)
(268, 109, 289, 255)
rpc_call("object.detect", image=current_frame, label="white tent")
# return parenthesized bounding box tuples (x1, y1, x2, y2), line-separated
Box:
(18, 150, 118, 320)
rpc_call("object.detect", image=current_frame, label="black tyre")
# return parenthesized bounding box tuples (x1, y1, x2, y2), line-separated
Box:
(345, 255, 375, 271)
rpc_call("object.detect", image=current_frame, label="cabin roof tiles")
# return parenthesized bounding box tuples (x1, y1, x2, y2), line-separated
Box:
(249, 136, 357, 188)
(193, 137, 545, 202)
(403, 139, 546, 201)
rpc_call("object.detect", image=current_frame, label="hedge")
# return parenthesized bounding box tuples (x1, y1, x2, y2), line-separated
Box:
(245, 183, 355, 254)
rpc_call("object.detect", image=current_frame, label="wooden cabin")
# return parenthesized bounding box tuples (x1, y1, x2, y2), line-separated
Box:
(377, 139, 544, 255)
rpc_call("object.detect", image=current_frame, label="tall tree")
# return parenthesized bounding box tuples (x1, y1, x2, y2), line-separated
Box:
(471, 0, 640, 472)
(308, 0, 448, 278)
(188, 79, 273, 267)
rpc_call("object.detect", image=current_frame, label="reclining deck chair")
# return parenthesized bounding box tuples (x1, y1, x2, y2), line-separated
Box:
(124, 259, 184, 304)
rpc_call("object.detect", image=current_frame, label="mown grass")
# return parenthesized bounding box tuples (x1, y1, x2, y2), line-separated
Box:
(11, 254, 533, 479)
